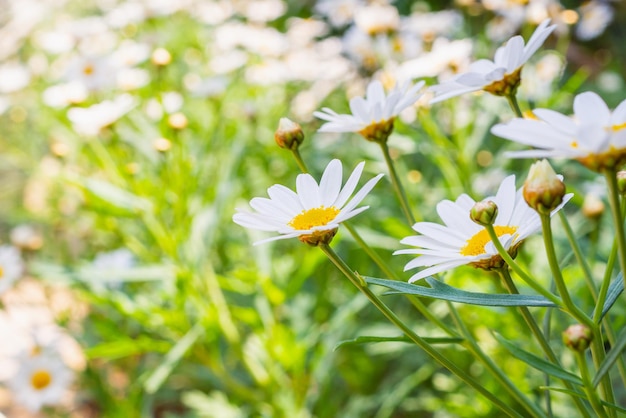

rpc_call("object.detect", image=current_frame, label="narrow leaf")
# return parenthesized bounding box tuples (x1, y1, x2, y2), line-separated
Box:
(144, 323, 204, 394)
(539, 386, 626, 414)
(494, 334, 583, 386)
(334, 335, 463, 350)
(593, 327, 626, 388)
(365, 277, 556, 307)
(599, 273, 624, 321)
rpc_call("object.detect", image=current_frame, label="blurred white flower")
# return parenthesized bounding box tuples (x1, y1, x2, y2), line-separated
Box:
(395, 38, 473, 81)
(354, 4, 400, 35)
(64, 54, 117, 91)
(42, 81, 88, 108)
(576, 1, 613, 41)
(241, 0, 286, 23)
(67, 94, 136, 136)
(0, 64, 30, 93)
(519, 52, 564, 101)
(314, 0, 364, 28)
(7, 351, 73, 412)
(0, 245, 24, 295)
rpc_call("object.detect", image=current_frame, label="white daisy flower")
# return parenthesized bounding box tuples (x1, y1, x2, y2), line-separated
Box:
(394, 175, 572, 283)
(491, 91, 626, 171)
(429, 19, 556, 103)
(7, 352, 73, 412)
(313, 79, 425, 142)
(0, 245, 24, 295)
(233, 159, 384, 246)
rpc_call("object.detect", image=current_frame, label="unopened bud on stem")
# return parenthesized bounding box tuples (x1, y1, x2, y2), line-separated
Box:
(523, 159, 565, 214)
(562, 324, 592, 352)
(275, 118, 304, 150)
(470, 200, 498, 226)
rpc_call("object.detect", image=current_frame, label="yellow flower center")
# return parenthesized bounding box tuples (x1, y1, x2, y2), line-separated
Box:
(289, 206, 340, 230)
(570, 141, 579, 148)
(83, 64, 95, 75)
(611, 122, 626, 132)
(0, 266, 4, 279)
(31, 369, 52, 391)
(460, 226, 518, 257)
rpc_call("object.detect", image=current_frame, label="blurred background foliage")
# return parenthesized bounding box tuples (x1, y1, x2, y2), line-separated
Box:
(0, 0, 625, 416)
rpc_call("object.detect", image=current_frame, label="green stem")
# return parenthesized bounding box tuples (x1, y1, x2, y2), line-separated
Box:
(291, 148, 308, 173)
(448, 302, 547, 417)
(319, 243, 526, 418)
(343, 222, 458, 336)
(575, 350, 609, 418)
(379, 141, 416, 225)
(603, 169, 626, 296)
(483, 225, 563, 307)
(498, 269, 591, 417)
(539, 213, 593, 326)
(558, 212, 597, 299)
(498, 269, 557, 359)
(506, 94, 523, 118)
(539, 214, 616, 412)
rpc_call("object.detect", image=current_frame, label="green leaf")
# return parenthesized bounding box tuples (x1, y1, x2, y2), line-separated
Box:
(364, 277, 557, 307)
(593, 327, 626, 388)
(494, 334, 582, 386)
(143, 323, 204, 394)
(334, 335, 464, 350)
(30, 261, 175, 285)
(67, 176, 152, 213)
(539, 386, 626, 414)
(599, 273, 624, 321)
(85, 337, 171, 360)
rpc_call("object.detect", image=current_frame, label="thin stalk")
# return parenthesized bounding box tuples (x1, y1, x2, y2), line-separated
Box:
(498, 269, 591, 417)
(343, 222, 458, 336)
(558, 212, 597, 299)
(498, 269, 557, 359)
(603, 169, 626, 295)
(291, 148, 308, 173)
(538, 214, 593, 326)
(319, 243, 526, 418)
(575, 350, 609, 418)
(379, 141, 416, 225)
(483, 225, 563, 307)
(448, 302, 547, 417)
(506, 94, 523, 118)
(539, 214, 616, 409)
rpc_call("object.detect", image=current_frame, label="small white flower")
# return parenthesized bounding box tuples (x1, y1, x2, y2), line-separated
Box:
(233, 159, 383, 245)
(67, 94, 136, 136)
(313, 79, 424, 137)
(395, 175, 571, 283)
(491, 91, 626, 171)
(7, 352, 73, 412)
(576, 2, 613, 41)
(429, 19, 556, 103)
(0, 245, 24, 295)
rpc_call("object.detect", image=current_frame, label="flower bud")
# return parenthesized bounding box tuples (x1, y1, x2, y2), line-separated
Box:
(617, 171, 626, 195)
(275, 118, 304, 150)
(582, 193, 604, 220)
(470, 200, 498, 226)
(152, 48, 172, 66)
(523, 159, 566, 214)
(562, 324, 592, 352)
